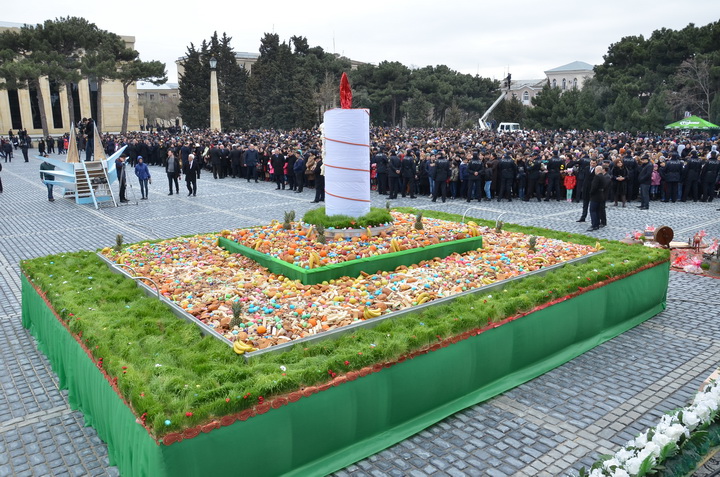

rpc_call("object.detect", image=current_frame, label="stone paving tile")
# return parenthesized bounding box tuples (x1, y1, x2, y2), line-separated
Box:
(2, 154, 720, 475)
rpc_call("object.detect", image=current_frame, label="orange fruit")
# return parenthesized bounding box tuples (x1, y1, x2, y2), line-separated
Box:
(256, 325, 267, 335)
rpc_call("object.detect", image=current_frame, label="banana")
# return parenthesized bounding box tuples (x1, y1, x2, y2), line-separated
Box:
(390, 238, 402, 252)
(595, 242, 604, 250)
(363, 307, 382, 319)
(416, 293, 430, 305)
(233, 340, 258, 355)
(467, 221, 478, 227)
(253, 239, 262, 250)
(308, 251, 321, 269)
(468, 226, 479, 237)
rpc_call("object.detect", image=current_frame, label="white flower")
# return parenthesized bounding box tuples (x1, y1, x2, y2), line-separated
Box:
(625, 456, 643, 474)
(664, 423, 687, 441)
(611, 469, 630, 477)
(633, 431, 648, 448)
(589, 469, 604, 477)
(694, 402, 713, 421)
(652, 432, 673, 448)
(640, 442, 660, 460)
(603, 457, 621, 470)
(682, 410, 700, 428)
(615, 448, 635, 463)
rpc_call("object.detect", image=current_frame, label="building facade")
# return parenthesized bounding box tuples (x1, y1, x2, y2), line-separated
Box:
(504, 61, 596, 107)
(0, 21, 141, 136)
(544, 61, 595, 92)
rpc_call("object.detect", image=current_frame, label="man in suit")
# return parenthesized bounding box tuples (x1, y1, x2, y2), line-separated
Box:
(244, 145, 259, 183)
(400, 151, 417, 198)
(183, 153, 200, 196)
(373, 147, 389, 195)
(588, 165, 610, 232)
(576, 159, 597, 222)
(387, 151, 401, 199)
(432, 154, 450, 203)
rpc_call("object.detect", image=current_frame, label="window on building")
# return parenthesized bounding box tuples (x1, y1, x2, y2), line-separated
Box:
(71, 83, 81, 125)
(28, 86, 43, 130)
(552, 79, 557, 88)
(149, 94, 155, 101)
(49, 80, 63, 129)
(573, 78, 578, 89)
(7, 89, 23, 130)
(522, 91, 529, 102)
(88, 78, 98, 121)
(160, 94, 168, 101)
(562, 78, 566, 90)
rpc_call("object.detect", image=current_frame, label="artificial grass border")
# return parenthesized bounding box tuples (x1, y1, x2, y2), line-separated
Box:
(21, 258, 670, 477)
(20, 209, 670, 439)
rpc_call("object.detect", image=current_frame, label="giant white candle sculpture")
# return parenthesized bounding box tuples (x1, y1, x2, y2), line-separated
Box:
(323, 73, 371, 218)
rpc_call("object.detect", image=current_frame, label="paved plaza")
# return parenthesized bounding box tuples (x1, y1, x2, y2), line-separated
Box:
(1, 153, 720, 476)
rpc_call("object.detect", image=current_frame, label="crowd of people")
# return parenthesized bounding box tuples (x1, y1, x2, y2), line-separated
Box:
(4, 126, 720, 219)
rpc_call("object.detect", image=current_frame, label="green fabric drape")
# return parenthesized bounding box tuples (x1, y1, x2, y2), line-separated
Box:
(22, 262, 669, 477)
(218, 236, 483, 284)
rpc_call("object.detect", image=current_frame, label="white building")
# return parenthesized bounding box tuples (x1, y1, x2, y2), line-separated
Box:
(504, 61, 595, 107)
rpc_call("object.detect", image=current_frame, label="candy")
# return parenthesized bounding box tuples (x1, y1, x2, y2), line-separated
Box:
(102, 214, 597, 351)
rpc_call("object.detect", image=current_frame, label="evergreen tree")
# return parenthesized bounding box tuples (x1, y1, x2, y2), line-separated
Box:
(178, 43, 209, 129)
(178, 33, 249, 130)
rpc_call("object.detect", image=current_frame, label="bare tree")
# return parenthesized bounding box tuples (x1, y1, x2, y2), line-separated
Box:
(667, 56, 713, 118)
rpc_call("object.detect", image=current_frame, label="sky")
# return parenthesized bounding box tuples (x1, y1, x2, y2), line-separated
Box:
(4, 1, 720, 84)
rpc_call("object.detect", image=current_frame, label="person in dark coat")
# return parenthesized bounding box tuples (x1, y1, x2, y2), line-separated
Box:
(209, 145, 223, 179)
(244, 145, 259, 182)
(497, 154, 517, 202)
(21, 137, 30, 162)
(373, 148, 389, 195)
(575, 154, 592, 203)
(588, 165, 610, 231)
(293, 154, 306, 193)
(701, 151, 720, 202)
(526, 155, 543, 202)
(400, 152, 417, 198)
(115, 155, 128, 203)
(637, 155, 653, 210)
(660, 153, 683, 202)
(545, 150, 563, 201)
(183, 153, 200, 196)
(40, 160, 55, 201)
(134, 156, 151, 200)
(229, 145, 243, 179)
(682, 150, 702, 202)
(164, 149, 181, 195)
(285, 150, 297, 191)
(432, 154, 450, 202)
(611, 159, 627, 207)
(576, 159, 597, 222)
(387, 151, 401, 199)
(271, 149, 286, 189)
(467, 152, 483, 202)
(311, 156, 325, 203)
(84, 118, 94, 162)
(622, 151, 638, 201)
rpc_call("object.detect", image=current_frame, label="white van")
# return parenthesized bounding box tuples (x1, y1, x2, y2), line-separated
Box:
(497, 122, 521, 133)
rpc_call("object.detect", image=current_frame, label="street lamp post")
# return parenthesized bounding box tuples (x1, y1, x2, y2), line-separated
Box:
(209, 56, 221, 131)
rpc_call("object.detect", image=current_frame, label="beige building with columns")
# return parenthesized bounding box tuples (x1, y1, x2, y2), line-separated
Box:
(0, 21, 140, 137)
